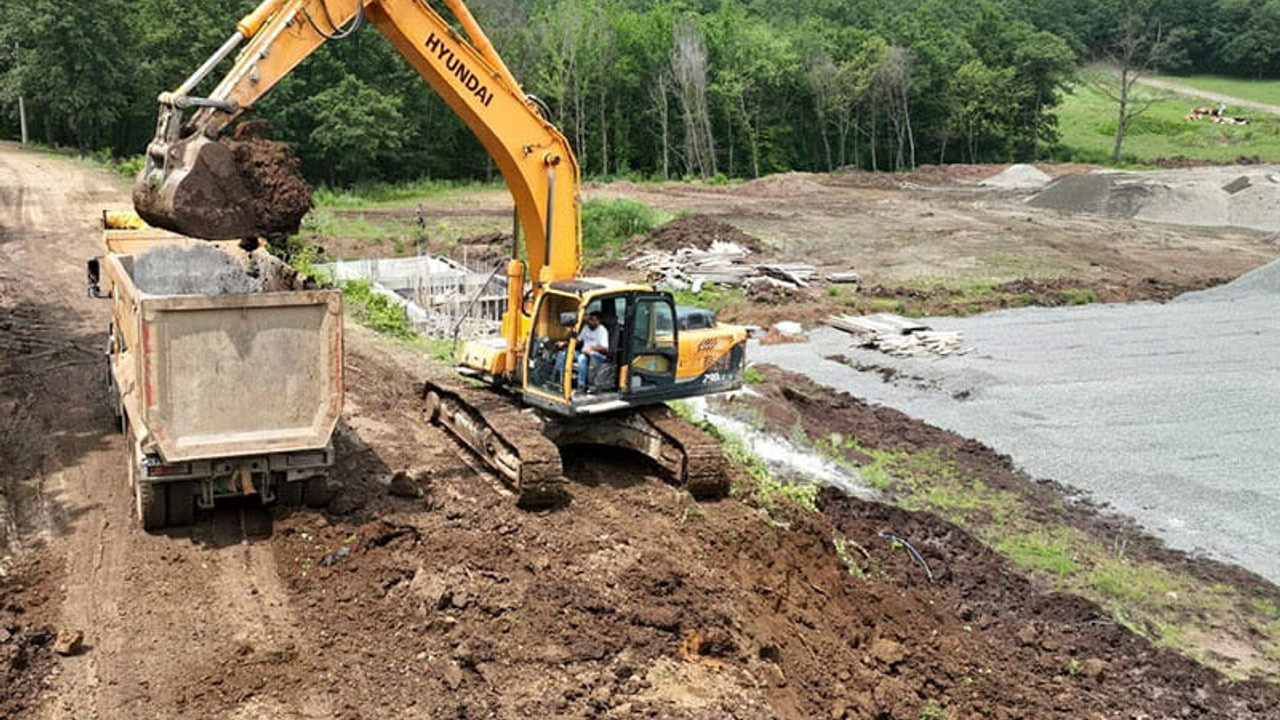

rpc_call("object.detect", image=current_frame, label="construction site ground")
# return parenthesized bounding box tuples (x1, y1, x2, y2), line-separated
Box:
(4, 143, 1280, 719)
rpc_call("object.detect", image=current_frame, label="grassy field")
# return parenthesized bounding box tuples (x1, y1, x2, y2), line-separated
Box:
(1150, 72, 1280, 108)
(1055, 78, 1280, 164)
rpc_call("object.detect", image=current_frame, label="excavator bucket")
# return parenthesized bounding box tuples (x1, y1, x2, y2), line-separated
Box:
(133, 117, 313, 240)
(134, 133, 260, 239)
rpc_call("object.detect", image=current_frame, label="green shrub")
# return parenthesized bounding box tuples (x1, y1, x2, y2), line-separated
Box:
(581, 198, 669, 254)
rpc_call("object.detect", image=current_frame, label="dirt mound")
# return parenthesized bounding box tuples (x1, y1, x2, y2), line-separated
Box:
(0, 557, 59, 719)
(646, 215, 766, 253)
(458, 231, 511, 246)
(1153, 155, 1262, 169)
(738, 171, 830, 197)
(208, 341, 1280, 719)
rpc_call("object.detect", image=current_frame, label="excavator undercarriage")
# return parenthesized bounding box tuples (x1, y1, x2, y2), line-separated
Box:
(424, 378, 729, 507)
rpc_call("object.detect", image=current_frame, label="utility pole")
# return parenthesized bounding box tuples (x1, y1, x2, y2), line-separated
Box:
(18, 96, 28, 146)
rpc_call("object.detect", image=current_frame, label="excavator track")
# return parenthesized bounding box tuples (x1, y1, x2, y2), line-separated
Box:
(634, 405, 730, 499)
(423, 379, 566, 508)
(424, 381, 731, 505)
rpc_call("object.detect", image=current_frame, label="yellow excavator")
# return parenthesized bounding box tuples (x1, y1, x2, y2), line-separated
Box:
(135, 0, 748, 506)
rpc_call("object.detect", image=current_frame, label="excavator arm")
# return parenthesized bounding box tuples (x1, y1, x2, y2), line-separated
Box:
(136, 0, 581, 292)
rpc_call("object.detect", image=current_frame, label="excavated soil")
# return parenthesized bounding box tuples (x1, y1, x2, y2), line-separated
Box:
(134, 124, 311, 239)
(178, 342, 1280, 719)
(224, 132, 313, 238)
(645, 215, 767, 253)
(0, 557, 59, 718)
(734, 366, 1280, 596)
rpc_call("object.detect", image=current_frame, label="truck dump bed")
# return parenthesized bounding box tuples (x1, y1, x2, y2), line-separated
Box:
(104, 240, 342, 463)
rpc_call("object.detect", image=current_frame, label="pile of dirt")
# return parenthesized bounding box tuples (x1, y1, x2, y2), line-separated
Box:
(738, 172, 831, 197)
(0, 558, 59, 719)
(718, 366, 1280, 678)
(1153, 155, 1262, 169)
(458, 231, 511, 246)
(978, 163, 1051, 190)
(132, 244, 303, 295)
(133, 121, 312, 239)
(646, 215, 766, 253)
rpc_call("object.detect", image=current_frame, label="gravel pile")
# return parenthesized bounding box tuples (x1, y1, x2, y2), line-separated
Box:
(1181, 257, 1280, 302)
(1029, 167, 1280, 232)
(978, 163, 1051, 190)
(133, 244, 265, 295)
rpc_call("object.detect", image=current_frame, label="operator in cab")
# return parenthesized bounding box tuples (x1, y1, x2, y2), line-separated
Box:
(556, 312, 609, 393)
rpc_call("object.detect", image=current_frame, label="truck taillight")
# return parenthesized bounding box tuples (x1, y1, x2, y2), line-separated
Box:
(145, 461, 191, 477)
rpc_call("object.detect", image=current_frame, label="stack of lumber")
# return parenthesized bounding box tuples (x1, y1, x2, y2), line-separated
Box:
(826, 313, 965, 357)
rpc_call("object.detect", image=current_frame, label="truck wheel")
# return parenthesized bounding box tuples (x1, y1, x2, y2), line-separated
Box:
(277, 474, 305, 507)
(137, 481, 166, 531)
(166, 481, 195, 526)
(303, 476, 331, 508)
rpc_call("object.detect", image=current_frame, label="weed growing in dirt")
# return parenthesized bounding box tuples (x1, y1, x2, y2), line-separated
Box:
(833, 534, 870, 580)
(1110, 605, 1147, 637)
(340, 279, 417, 341)
(671, 285, 746, 315)
(919, 700, 949, 720)
(994, 530, 1082, 577)
(1088, 558, 1185, 608)
(743, 366, 764, 384)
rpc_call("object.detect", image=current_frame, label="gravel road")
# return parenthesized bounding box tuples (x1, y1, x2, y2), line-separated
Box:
(755, 265, 1280, 583)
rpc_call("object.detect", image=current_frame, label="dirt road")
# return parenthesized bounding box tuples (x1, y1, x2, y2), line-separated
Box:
(4, 144, 1280, 719)
(1126, 72, 1280, 117)
(0, 143, 335, 720)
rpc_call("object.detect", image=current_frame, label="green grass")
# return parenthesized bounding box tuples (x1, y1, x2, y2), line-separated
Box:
(1088, 558, 1186, 607)
(670, 285, 746, 315)
(580, 197, 675, 264)
(1055, 77, 1280, 164)
(994, 530, 1081, 577)
(1150, 73, 1280, 108)
(314, 178, 494, 208)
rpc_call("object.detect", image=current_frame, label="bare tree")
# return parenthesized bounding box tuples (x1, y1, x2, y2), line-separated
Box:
(874, 46, 915, 170)
(650, 71, 672, 180)
(1093, 12, 1171, 161)
(670, 20, 717, 179)
(805, 52, 838, 171)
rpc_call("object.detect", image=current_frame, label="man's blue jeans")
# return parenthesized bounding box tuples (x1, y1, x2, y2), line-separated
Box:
(555, 350, 605, 391)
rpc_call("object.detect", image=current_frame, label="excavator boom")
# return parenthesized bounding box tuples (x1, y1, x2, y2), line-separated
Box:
(136, 0, 581, 289)
(139, 0, 748, 506)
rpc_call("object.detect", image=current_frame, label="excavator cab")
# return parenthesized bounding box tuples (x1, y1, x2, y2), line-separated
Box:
(519, 280, 746, 417)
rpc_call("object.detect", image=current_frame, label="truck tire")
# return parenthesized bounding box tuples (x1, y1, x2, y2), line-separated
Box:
(137, 481, 166, 531)
(276, 474, 305, 507)
(166, 481, 195, 527)
(303, 476, 331, 508)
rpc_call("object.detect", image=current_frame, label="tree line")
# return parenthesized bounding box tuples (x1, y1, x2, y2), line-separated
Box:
(0, 0, 1274, 185)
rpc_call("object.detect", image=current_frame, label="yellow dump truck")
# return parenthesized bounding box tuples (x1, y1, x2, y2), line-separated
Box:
(89, 213, 343, 529)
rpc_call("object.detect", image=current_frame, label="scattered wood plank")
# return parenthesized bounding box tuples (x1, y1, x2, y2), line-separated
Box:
(825, 313, 965, 357)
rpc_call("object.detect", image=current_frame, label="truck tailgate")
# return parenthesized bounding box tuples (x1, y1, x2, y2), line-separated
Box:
(139, 290, 343, 461)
